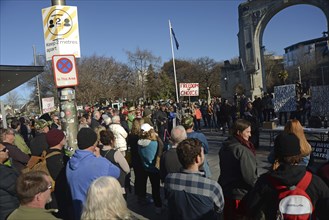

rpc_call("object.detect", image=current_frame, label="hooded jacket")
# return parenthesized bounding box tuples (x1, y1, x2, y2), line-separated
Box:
(242, 164, 329, 219)
(66, 150, 120, 219)
(138, 139, 158, 173)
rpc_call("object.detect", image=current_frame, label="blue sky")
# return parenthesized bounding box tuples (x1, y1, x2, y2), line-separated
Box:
(0, 0, 327, 102)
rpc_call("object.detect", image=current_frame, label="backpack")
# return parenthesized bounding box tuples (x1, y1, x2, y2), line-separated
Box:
(22, 150, 61, 191)
(268, 171, 313, 220)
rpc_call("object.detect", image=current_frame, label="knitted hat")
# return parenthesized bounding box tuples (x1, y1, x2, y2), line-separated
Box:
(274, 133, 301, 157)
(46, 129, 65, 147)
(35, 119, 49, 130)
(77, 128, 97, 149)
(181, 115, 194, 129)
(141, 123, 153, 132)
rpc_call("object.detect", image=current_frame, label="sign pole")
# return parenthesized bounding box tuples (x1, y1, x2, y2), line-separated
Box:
(50, 0, 78, 155)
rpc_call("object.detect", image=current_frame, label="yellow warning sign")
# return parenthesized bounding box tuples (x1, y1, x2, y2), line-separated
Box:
(42, 6, 80, 61)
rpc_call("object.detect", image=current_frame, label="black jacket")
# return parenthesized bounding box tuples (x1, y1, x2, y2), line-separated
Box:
(46, 148, 67, 181)
(29, 133, 49, 156)
(218, 137, 258, 200)
(160, 147, 182, 182)
(0, 164, 19, 220)
(242, 164, 329, 219)
(1, 142, 29, 173)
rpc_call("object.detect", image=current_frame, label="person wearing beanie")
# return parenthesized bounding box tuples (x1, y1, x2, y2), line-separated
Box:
(242, 133, 329, 219)
(142, 108, 154, 126)
(29, 119, 50, 156)
(66, 128, 120, 220)
(45, 129, 66, 176)
(44, 128, 69, 218)
(268, 119, 313, 169)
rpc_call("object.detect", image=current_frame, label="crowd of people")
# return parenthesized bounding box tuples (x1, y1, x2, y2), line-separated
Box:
(0, 95, 328, 220)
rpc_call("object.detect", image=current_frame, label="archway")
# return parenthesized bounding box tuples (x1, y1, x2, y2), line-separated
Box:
(238, 0, 329, 98)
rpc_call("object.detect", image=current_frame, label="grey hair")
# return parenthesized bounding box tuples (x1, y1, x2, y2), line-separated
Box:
(171, 125, 187, 145)
(93, 111, 101, 118)
(81, 176, 131, 220)
(112, 115, 121, 124)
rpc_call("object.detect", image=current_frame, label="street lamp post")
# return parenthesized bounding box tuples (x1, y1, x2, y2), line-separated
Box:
(33, 45, 42, 114)
(298, 66, 302, 84)
(224, 76, 228, 91)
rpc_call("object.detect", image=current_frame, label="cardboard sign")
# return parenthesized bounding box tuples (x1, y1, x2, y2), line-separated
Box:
(180, 83, 199, 96)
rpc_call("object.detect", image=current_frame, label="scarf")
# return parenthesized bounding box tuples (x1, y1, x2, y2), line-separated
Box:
(234, 135, 256, 155)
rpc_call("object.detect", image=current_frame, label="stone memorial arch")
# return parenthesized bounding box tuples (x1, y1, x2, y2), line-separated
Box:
(238, 0, 329, 98)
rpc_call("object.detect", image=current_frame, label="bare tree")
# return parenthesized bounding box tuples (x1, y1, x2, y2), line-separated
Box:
(126, 48, 161, 101)
(193, 57, 221, 98)
(287, 48, 317, 84)
(5, 91, 21, 109)
(263, 53, 284, 91)
(28, 56, 58, 107)
(76, 55, 130, 104)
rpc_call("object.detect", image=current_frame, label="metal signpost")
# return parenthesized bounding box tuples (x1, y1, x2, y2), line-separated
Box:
(42, 0, 80, 153)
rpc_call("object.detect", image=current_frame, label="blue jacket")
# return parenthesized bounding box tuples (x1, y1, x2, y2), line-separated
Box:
(187, 131, 209, 154)
(66, 149, 120, 220)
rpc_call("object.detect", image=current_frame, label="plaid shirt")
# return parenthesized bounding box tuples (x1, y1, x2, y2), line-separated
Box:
(165, 170, 224, 219)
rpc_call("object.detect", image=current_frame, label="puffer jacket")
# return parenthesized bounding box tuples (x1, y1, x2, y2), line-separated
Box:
(0, 164, 19, 220)
(109, 123, 128, 151)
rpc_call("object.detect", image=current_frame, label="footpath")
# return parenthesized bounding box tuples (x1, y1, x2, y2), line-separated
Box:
(126, 128, 326, 220)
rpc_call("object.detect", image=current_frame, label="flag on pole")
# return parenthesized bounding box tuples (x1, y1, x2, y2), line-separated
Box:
(171, 28, 179, 50)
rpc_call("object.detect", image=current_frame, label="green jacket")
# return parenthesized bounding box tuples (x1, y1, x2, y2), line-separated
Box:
(14, 134, 31, 155)
(7, 206, 60, 220)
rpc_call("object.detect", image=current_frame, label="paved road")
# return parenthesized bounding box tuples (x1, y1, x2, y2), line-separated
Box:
(126, 128, 274, 220)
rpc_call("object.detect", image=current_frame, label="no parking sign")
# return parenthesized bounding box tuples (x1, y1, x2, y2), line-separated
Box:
(52, 55, 78, 88)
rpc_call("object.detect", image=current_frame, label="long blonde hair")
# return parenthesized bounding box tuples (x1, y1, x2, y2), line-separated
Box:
(131, 118, 144, 136)
(284, 119, 312, 156)
(81, 177, 132, 220)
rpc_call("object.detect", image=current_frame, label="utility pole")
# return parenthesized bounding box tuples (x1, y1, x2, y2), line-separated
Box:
(32, 45, 42, 114)
(50, 0, 78, 154)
